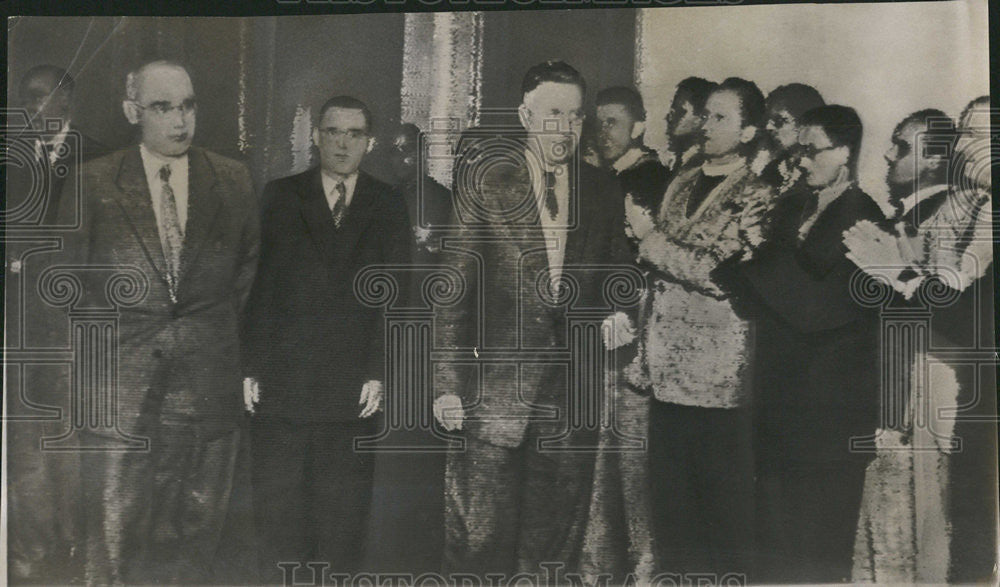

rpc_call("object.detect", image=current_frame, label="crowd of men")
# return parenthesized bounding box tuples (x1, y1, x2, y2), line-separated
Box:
(6, 57, 994, 585)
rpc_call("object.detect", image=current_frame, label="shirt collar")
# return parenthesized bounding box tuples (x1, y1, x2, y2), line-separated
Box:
(612, 147, 646, 174)
(700, 157, 744, 178)
(899, 183, 949, 216)
(139, 143, 188, 181)
(321, 170, 359, 207)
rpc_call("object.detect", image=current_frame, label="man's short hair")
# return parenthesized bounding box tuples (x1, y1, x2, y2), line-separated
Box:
(521, 60, 586, 100)
(19, 64, 75, 98)
(714, 77, 766, 130)
(125, 60, 189, 102)
(673, 76, 717, 116)
(800, 104, 864, 179)
(595, 86, 646, 122)
(765, 83, 826, 122)
(317, 95, 373, 133)
(959, 95, 990, 129)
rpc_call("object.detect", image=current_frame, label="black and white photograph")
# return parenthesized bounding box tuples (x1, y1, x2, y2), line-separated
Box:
(2, 1, 996, 584)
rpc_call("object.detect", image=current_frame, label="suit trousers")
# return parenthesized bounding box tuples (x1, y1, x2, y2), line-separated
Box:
(648, 401, 754, 580)
(755, 461, 868, 583)
(79, 422, 256, 585)
(251, 417, 376, 584)
(443, 425, 598, 579)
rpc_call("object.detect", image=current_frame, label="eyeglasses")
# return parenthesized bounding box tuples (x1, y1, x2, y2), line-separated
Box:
(319, 127, 368, 141)
(132, 99, 197, 117)
(768, 115, 795, 129)
(799, 144, 840, 160)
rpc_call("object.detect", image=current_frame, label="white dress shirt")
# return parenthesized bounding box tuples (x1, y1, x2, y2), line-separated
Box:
(526, 149, 570, 290)
(321, 170, 359, 211)
(140, 143, 189, 235)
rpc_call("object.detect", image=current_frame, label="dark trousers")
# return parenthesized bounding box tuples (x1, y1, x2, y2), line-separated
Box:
(443, 427, 598, 578)
(79, 423, 256, 585)
(251, 417, 376, 583)
(755, 461, 868, 583)
(648, 401, 754, 579)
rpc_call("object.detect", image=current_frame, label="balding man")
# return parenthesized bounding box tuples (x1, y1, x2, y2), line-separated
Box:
(51, 60, 259, 583)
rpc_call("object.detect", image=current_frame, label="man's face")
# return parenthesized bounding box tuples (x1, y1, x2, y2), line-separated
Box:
(701, 90, 750, 158)
(21, 73, 72, 131)
(519, 81, 584, 166)
(884, 120, 932, 205)
(797, 125, 849, 189)
(765, 107, 800, 151)
(126, 65, 196, 158)
(313, 107, 371, 177)
(596, 103, 639, 164)
(665, 95, 703, 143)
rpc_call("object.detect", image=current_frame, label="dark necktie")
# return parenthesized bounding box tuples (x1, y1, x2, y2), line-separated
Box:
(157, 164, 184, 301)
(331, 182, 347, 229)
(544, 171, 558, 220)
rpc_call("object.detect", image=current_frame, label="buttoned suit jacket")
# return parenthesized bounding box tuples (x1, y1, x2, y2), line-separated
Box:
(52, 145, 260, 437)
(435, 157, 635, 448)
(242, 167, 412, 421)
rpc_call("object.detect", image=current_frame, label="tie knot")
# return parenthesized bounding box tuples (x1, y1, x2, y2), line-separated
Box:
(335, 182, 347, 198)
(159, 164, 172, 183)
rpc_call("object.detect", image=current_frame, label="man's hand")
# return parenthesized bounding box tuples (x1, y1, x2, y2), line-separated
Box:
(243, 377, 261, 414)
(433, 394, 464, 431)
(358, 380, 383, 419)
(843, 220, 908, 271)
(602, 311, 637, 350)
(624, 194, 656, 242)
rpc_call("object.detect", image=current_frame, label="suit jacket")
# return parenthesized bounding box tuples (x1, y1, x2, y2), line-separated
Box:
(53, 145, 260, 437)
(5, 129, 109, 227)
(635, 162, 774, 408)
(243, 167, 411, 421)
(435, 157, 635, 448)
(737, 185, 886, 464)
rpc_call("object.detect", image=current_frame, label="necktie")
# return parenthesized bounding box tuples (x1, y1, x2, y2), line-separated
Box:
(331, 182, 347, 229)
(158, 164, 184, 301)
(796, 190, 820, 240)
(543, 171, 558, 220)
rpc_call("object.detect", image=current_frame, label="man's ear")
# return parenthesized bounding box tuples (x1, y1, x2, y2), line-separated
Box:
(366, 136, 376, 154)
(630, 120, 646, 141)
(122, 101, 141, 125)
(518, 103, 531, 130)
(312, 127, 321, 149)
(739, 125, 758, 144)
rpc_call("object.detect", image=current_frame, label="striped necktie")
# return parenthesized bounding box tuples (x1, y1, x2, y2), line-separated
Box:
(331, 181, 347, 229)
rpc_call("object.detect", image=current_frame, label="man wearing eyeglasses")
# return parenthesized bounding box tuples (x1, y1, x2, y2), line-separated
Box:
(736, 105, 884, 582)
(47, 60, 260, 583)
(242, 95, 411, 581)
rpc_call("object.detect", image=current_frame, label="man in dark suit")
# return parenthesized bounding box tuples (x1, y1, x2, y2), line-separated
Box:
(434, 61, 636, 578)
(388, 122, 454, 263)
(594, 86, 670, 212)
(243, 95, 411, 582)
(51, 60, 260, 584)
(736, 105, 885, 583)
(5, 65, 108, 228)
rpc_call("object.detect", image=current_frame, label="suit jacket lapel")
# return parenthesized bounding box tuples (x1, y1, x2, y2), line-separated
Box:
(332, 172, 379, 269)
(177, 148, 222, 288)
(299, 167, 338, 264)
(113, 146, 170, 288)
